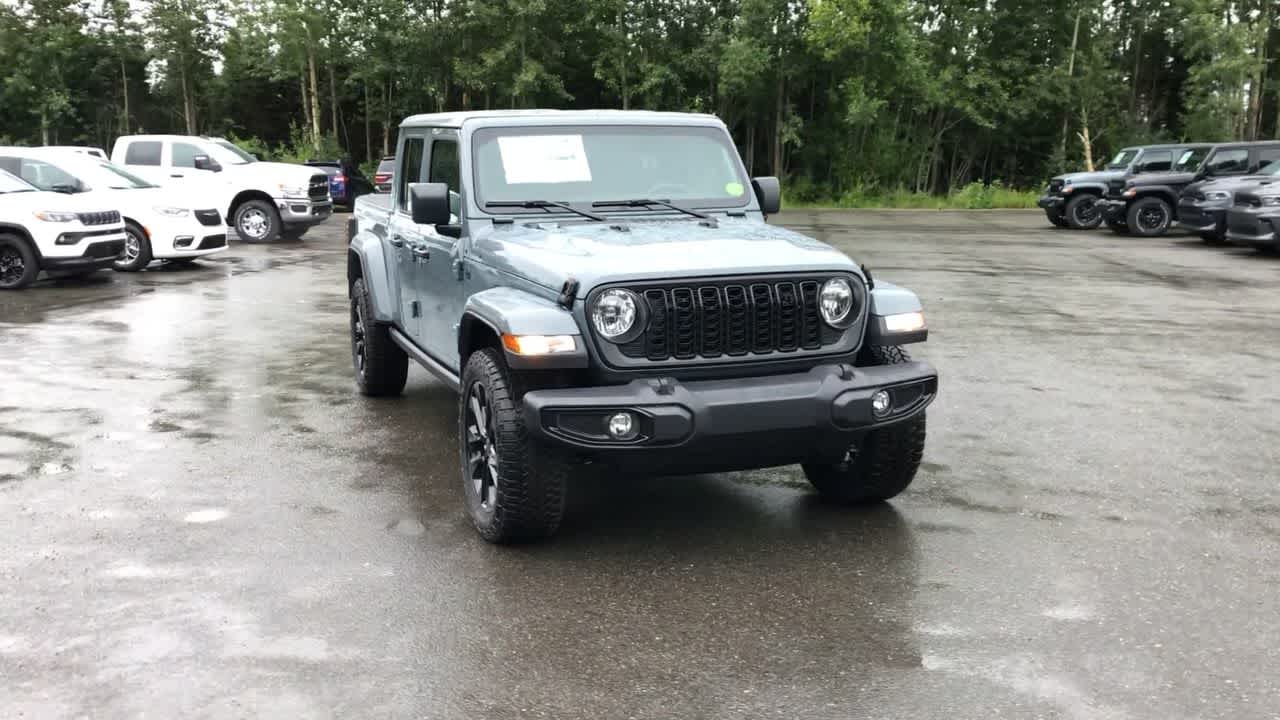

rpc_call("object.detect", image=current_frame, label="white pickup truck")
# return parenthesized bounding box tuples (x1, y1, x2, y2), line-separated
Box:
(0, 169, 127, 290)
(110, 135, 332, 243)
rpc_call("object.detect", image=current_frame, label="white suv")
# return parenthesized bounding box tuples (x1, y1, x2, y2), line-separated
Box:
(110, 135, 332, 243)
(0, 148, 228, 271)
(0, 170, 126, 290)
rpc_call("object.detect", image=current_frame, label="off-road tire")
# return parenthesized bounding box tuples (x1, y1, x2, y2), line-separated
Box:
(459, 348, 568, 543)
(1126, 196, 1173, 237)
(1045, 210, 1068, 228)
(0, 233, 38, 290)
(113, 221, 153, 272)
(1064, 194, 1103, 230)
(1106, 219, 1129, 234)
(350, 278, 408, 397)
(232, 199, 281, 243)
(802, 345, 927, 504)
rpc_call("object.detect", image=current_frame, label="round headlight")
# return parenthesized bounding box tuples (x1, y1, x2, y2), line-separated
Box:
(820, 278, 856, 327)
(591, 289, 640, 341)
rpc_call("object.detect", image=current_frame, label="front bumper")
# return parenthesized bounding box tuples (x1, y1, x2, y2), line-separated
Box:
(1100, 198, 1128, 222)
(278, 198, 333, 225)
(42, 238, 125, 272)
(146, 210, 229, 258)
(1175, 203, 1225, 233)
(1225, 207, 1280, 246)
(523, 362, 938, 474)
(1038, 195, 1064, 211)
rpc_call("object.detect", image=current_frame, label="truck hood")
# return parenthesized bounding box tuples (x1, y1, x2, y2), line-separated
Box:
(1185, 174, 1280, 196)
(222, 161, 320, 186)
(1053, 169, 1125, 185)
(471, 216, 860, 295)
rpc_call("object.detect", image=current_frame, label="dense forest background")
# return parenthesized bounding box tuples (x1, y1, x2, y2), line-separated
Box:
(2, 0, 1279, 202)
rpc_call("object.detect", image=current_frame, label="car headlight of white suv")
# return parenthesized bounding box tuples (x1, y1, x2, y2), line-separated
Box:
(32, 210, 78, 222)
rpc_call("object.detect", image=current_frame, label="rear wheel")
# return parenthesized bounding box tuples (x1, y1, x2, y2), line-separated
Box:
(459, 348, 569, 543)
(113, 222, 153, 272)
(802, 345, 927, 504)
(1126, 196, 1173, 237)
(350, 278, 408, 397)
(0, 233, 38, 290)
(1064, 194, 1103, 229)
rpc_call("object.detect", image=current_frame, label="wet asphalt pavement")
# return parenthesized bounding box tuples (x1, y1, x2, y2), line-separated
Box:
(1, 211, 1278, 719)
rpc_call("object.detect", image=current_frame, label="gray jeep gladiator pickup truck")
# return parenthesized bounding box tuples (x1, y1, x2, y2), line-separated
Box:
(346, 110, 938, 543)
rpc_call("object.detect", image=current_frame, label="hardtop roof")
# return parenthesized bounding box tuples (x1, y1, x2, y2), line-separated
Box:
(399, 109, 724, 129)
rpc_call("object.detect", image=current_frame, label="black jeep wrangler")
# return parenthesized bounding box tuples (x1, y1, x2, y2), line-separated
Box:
(1101, 142, 1280, 237)
(1039, 144, 1210, 230)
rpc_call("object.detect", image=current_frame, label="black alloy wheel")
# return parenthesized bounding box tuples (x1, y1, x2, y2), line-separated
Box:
(464, 381, 500, 514)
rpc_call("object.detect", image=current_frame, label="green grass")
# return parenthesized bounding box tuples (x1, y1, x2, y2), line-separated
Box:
(784, 181, 1041, 210)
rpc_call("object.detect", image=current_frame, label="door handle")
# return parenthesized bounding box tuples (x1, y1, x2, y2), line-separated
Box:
(170, 173, 184, 178)
(388, 233, 405, 247)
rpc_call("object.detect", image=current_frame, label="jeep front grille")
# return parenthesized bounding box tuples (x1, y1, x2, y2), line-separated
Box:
(77, 210, 121, 226)
(1107, 179, 1126, 197)
(1048, 179, 1064, 194)
(607, 276, 856, 363)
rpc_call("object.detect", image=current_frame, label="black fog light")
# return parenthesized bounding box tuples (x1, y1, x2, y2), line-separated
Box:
(606, 411, 637, 440)
(174, 236, 194, 248)
(871, 390, 892, 417)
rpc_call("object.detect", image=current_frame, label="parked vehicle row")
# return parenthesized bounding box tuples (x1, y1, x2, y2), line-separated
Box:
(1041, 140, 1280, 252)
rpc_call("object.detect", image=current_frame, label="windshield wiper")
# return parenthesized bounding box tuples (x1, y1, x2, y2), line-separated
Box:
(485, 200, 605, 222)
(591, 198, 711, 220)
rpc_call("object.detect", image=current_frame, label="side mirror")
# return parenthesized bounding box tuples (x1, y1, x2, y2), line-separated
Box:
(193, 154, 222, 172)
(409, 182, 452, 225)
(752, 176, 781, 215)
(50, 182, 79, 194)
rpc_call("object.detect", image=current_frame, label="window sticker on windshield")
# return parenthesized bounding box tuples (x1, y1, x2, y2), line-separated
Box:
(725, 181, 745, 197)
(497, 135, 592, 184)
(1178, 150, 1193, 164)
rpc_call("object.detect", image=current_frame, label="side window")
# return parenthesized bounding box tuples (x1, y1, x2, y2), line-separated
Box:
(1136, 151, 1171, 173)
(171, 142, 203, 168)
(428, 138, 461, 219)
(1206, 149, 1249, 175)
(397, 137, 425, 212)
(1257, 148, 1280, 171)
(124, 141, 162, 166)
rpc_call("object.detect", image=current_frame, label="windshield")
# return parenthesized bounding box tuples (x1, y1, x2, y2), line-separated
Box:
(1175, 148, 1211, 172)
(210, 140, 255, 165)
(472, 125, 751, 212)
(63, 157, 156, 189)
(0, 169, 35, 194)
(1105, 149, 1140, 170)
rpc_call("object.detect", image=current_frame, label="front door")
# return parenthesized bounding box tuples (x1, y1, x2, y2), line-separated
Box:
(416, 131, 466, 370)
(391, 133, 428, 344)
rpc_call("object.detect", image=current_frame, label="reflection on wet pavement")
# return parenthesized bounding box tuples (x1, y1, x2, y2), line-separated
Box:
(0, 211, 1277, 718)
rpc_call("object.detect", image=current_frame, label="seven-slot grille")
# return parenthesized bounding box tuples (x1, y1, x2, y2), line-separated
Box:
(1048, 179, 1064, 194)
(612, 277, 853, 362)
(1107, 179, 1126, 197)
(308, 174, 329, 200)
(77, 210, 121, 226)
